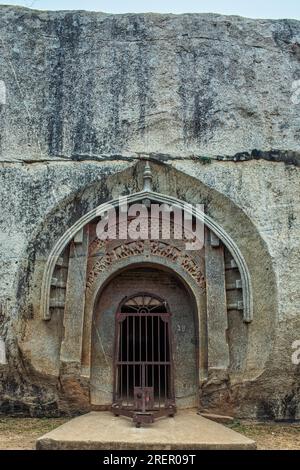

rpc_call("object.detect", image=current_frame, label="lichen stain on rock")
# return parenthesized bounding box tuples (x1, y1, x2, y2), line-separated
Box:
(46, 14, 83, 156)
(177, 50, 217, 145)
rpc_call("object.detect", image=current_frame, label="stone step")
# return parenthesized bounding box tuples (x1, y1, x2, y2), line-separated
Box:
(36, 410, 256, 450)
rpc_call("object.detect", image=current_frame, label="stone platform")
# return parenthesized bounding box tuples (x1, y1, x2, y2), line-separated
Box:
(36, 410, 256, 450)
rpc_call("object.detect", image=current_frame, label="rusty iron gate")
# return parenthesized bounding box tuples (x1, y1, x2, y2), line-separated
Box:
(112, 293, 176, 427)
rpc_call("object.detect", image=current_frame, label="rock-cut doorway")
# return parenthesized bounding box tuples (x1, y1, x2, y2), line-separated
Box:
(112, 293, 175, 422)
(90, 266, 199, 416)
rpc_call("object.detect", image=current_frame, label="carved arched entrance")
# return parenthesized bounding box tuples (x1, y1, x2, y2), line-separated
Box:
(91, 266, 199, 413)
(38, 161, 255, 417)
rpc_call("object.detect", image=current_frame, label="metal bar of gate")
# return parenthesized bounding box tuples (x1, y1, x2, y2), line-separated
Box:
(152, 315, 154, 391)
(158, 316, 161, 408)
(139, 314, 142, 390)
(146, 314, 148, 387)
(127, 317, 129, 405)
(142, 364, 145, 412)
(120, 320, 123, 402)
(164, 320, 167, 400)
(133, 315, 135, 391)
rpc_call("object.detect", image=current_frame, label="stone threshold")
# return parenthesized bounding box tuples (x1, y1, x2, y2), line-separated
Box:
(36, 409, 256, 450)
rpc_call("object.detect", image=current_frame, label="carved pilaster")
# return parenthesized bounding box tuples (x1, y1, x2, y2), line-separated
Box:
(205, 229, 230, 370)
(60, 226, 89, 364)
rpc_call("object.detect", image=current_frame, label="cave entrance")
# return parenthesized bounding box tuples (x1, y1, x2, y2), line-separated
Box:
(112, 293, 176, 427)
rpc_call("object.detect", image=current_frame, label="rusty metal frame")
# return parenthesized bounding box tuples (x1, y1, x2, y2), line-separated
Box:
(112, 293, 176, 427)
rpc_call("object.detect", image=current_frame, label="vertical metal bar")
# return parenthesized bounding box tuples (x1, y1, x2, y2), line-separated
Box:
(152, 315, 154, 392)
(139, 314, 141, 363)
(133, 314, 135, 391)
(169, 318, 174, 402)
(142, 364, 145, 412)
(158, 316, 161, 408)
(114, 314, 119, 403)
(127, 317, 129, 406)
(117, 365, 119, 400)
(139, 314, 142, 390)
(146, 314, 148, 387)
(164, 319, 167, 401)
(120, 320, 123, 402)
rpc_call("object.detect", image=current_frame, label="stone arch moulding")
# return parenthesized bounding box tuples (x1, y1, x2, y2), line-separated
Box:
(40, 190, 253, 323)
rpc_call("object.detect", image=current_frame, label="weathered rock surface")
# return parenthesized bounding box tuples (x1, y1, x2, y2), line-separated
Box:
(0, 6, 300, 161)
(0, 7, 299, 420)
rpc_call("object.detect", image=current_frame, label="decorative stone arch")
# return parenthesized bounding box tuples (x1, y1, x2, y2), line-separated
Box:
(90, 263, 201, 408)
(40, 189, 253, 324)
(38, 162, 256, 409)
(82, 257, 204, 380)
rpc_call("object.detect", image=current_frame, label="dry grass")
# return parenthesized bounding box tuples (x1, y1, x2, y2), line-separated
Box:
(228, 421, 300, 450)
(0, 417, 68, 450)
(0, 417, 300, 450)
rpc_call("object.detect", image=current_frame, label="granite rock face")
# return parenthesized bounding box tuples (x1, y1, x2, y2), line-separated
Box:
(0, 7, 299, 419)
(0, 6, 300, 161)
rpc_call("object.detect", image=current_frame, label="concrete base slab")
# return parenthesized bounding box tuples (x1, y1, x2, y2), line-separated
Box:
(36, 410, 256, 450)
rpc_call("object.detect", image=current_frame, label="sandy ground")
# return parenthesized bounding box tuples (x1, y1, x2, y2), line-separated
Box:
(0, 417, 300, 450)
(0, 417, 68, 450)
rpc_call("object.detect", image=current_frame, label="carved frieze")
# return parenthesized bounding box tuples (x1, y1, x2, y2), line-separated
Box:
(89, 237, 106, 255)
(86, 239, 205, 291)
(181, 255, 206, 287)
(149, 241, 181, 261)
(87, 241, 144, 289)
